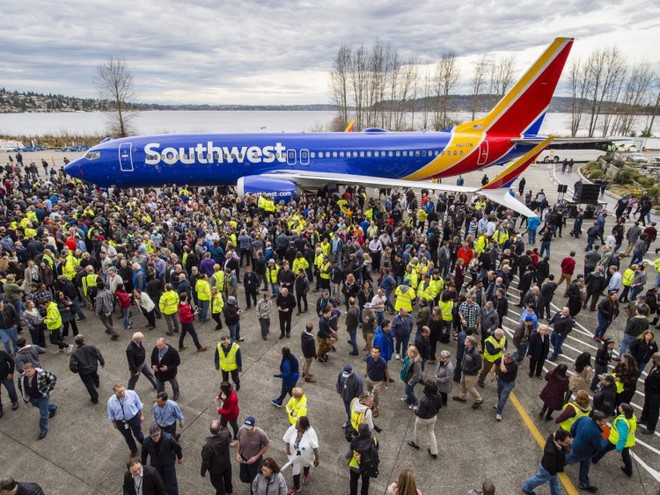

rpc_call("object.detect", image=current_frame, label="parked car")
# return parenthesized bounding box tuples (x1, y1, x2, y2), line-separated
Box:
(626, 152, 649, 164)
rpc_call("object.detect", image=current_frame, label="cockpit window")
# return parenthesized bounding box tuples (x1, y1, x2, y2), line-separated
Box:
(84, 151, 100, 160)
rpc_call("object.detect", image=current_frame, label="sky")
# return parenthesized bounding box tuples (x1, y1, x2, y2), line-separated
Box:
(1, 0, 659, 105)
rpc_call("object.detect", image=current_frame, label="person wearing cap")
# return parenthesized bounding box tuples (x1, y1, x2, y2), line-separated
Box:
(215, 335, 242, 391)
(0, 477, 45, 495)
(640, 352, 660, 434)
(68, 334, 104, 404)
(521, 428, 572, 495)
(593, 374, 617, 417)
(337, 365, 365, 426)
(201, 419, 233, 495)
(236, 416, 270, 489)
(141, 423, 183, 495)
(564, 410, 607, 493)
(223, 296, 243, 342)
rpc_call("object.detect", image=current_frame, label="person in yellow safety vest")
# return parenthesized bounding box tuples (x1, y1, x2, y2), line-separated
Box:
(416, 208, 427, 229)
(403, 266, 418, 290)
(210, 287, 225, 331)
(285, 387, 308, 425)
(620, 265, 636, 303)
(556, 390, 592, 432)
(592, 403, 637, 476)
(394, 279, 416, 312)
(319, 256, 331, 292)
(61, 254, 78, 281)
(492, 228, 509, 246)
(264, 197, 275, 213)
(266, 259, 281, 296)
(159, 284, 181, 336)
(416, 275, 433, 305)
(214, 335, 242, 390)
(195, 273, 212, 323)
(40, 300, 71, 353)
(81, 266, 98, 310)
(320, 239, 331, 258)
(212, 264, 226, 293)
(258, 195, 267, 212)
(41, 249, 56, 270)
(429, 272, 445, 303)
(292, 252, 309, 276)
(474, 234, 489, 254)
(347, 423, 378, 489)
(478, 329, 506, 386)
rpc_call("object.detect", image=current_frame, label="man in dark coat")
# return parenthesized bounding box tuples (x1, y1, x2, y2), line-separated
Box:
(201, 420, 233, 495)
(0, 477, 45, 495)
(69, 334, 104, 404)
(141, 424, 183, 495)
(522, 428, 572, 494)
(150, 338, 181, 401)
(123, 458, 167, 495)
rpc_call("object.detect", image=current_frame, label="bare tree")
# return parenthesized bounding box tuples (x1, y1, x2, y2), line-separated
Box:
(470, 53, 489, 120)
(95, 57, 136, 137)
(612, 63, 654, 136)
(567, 58, 591, 137)
(420, 67, 433, 131)
(349, 45, 368, 130)
(585, 47, 627, 137)
(330, 44, 352, 130)
(643, 71, 660, 136)
(433, 51, 460, 130)
(395, 56, 418, 130)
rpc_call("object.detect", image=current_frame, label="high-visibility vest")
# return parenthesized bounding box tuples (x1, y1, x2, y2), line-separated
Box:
(417, 280, 431, 301)
(483, 336, 506, 362)
(212, 271, 225, 292)
(217, 342, 239, 371)
(267, 265, 280, 283)
(159, 290, 179, 315)
(622, 269, 635, 287)
(258, 196, 266, 209)
(350, 397, 366, 431)
(211, 293, 224, 314)
(62, 259, 77, 281)
(321, 242, 331, 257)
(429, 277, 444, 299)
(314, 254, 324, 270)
(440, 300, 454, 321)
(286, 395, 308, 425)
(475, 236, 488, 254)
(319, 262, 330, 280)
(609, 414, 637, 448)
(394, 286, 416, 312)
(195, 279, 211, 301)
(559, 402, 591, 431)
(44, 302, 62, 330)
(82, 273, 98, 296)
(349, 437, 378, 469)
(292, 258, 309, 274)
(611, 373, 625, 394)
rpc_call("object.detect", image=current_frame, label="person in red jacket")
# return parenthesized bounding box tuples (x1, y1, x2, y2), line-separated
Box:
(177, 293, 208, 353)
(216, 381, 239, 446)
(557, 251, 576, 296)
(116, 286, 133, 330)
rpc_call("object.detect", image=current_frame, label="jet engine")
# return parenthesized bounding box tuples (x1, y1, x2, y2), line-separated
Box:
(235, 175, 298, 202)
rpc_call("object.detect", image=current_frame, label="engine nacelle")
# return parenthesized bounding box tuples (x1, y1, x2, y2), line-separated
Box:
(235, 175, 298, 202)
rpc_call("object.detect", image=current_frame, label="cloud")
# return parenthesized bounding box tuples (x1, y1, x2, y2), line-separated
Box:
(1, 0, 658, 104)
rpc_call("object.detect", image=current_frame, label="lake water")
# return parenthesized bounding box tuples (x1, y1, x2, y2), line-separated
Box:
(0, 110, 657, 144)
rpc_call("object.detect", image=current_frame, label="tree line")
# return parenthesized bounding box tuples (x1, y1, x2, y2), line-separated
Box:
(329, 43, 660, 137)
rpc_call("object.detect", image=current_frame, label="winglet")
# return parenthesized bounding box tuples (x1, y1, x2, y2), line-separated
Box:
(344, 119, 355, 132)
(480, 136, 555, 190)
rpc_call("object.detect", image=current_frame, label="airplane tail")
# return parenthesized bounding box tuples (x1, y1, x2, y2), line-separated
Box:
(462, 38, 573, 137)
(480, 136, 554, 190)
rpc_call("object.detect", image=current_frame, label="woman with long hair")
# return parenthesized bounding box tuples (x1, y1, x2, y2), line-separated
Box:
(401, 345, 423, 408)
(539, 364, 569, 420)
(629, 330, 658, 377)
(387, 468, 422, 495)
(272, 347, 300, 408)
(407, 380, 442, 460)
(613, 354, 638, 407)
(567, 352, 594, 403)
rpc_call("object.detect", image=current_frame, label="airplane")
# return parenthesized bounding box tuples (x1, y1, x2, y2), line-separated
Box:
(64, 38, 575, 217)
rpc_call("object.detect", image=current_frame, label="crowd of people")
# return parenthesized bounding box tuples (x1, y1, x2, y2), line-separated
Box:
(0, 160, 658, 495)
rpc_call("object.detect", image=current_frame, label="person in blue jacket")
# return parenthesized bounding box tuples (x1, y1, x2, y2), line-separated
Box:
(271, 347, 299, 407)
(527, 216, 541, 245)
(372, 320, 394, 363)
(565, 410, 607, 493)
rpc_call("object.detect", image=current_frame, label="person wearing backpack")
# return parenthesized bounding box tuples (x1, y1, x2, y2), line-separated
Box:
(346, 423, 379, 495)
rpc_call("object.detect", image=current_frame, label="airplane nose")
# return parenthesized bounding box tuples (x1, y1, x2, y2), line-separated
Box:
(64, 161, 83, 179)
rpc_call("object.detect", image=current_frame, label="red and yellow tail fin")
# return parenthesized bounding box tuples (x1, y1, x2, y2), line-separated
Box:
(344, 119, 355, 132)
(481, 136, 554, 190)
(460, 38, 573, 137)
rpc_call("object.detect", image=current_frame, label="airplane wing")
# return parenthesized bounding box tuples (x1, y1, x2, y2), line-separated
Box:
(511, 137, 612, 146)
(261, 137, 552, 219)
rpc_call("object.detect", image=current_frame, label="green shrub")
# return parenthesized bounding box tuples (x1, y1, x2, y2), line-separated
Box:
(613, 167, 639, 185)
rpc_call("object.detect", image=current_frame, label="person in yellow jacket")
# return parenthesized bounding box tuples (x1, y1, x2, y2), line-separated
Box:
(81, 265, 98, 310)
(212, 264, 225, 293)
(556, 390, 592, 432)
(292, 252, 309, 276)
(429, 271, 445, 304)
(592, 403, 636, 477)
(403, 266, 419, 290)
(41, 300, 72, 354)
(478, 329, 506, 386)
(214, 335, 241, 390)
(619, 265, 636, 303)
(394, 280, 416, 312)
(210, 286, 225, 331)
(195, 273, 212, 323)
(474, 234, 489, 254)
(266, 259, 281, 296)
(159, 284, 181, 336)
(285, 387, 308, 425)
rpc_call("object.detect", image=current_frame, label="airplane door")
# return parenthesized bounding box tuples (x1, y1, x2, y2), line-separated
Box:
(119, 143, 134, 172)
(300, 149, 309, 165)
(287, 149, 297, 165)
(477, 140, 489, 166)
